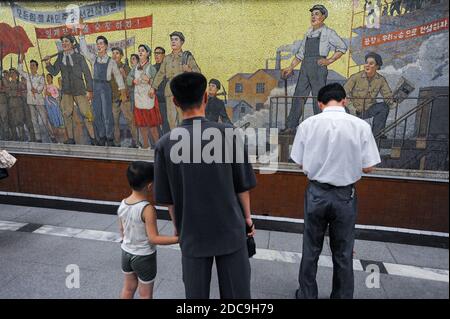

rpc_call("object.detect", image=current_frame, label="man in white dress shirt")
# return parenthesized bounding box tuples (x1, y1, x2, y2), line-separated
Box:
(18, 56, 56, 143)
(290, 83, 381, 299)
(79, 31, 127, 146)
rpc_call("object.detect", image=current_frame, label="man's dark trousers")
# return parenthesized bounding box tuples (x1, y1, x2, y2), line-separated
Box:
(182, 245, 251, 299)
(298, 180, 357, 299)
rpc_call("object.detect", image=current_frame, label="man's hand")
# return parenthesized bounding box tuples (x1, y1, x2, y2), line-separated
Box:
(281, 67, 293, 79)
(182, 64, 192, 72)
(142, 74, 150, 83)
(120, 90, 128, 102)
(119, 67, 126, 78)
(318, 58, 333, 66)
(86, 91, 93, 102)
(31, 88, 38, 94)
(246, 218, 255, 237)
(43, 55, 52, 66)
(363, 166, 374, 174)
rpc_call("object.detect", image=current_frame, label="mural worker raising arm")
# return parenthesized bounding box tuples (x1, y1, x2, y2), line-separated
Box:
(282, 4, 347, 132)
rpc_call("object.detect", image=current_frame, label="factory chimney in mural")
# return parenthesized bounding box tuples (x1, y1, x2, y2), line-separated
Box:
(275, 50, 282, 70)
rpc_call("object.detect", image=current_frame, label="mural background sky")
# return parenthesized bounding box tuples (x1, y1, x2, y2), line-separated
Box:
(1, 0, 357, 91)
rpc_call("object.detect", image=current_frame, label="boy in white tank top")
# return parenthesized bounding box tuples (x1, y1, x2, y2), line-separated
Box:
(118, 161, 178, 299)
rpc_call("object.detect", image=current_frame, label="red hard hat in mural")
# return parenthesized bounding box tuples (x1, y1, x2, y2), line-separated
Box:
(0, 23, 34, 56)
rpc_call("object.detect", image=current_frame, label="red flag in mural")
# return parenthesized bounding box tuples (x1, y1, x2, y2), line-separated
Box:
(0, 23, 34, 56)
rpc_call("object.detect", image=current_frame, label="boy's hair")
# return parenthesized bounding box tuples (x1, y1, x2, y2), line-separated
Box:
(126, 161, 154, 191)
(170, 72, 207, 111)
(317, 83, 346, 105)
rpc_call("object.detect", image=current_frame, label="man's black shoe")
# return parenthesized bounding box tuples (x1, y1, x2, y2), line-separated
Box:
(295, 288, 302, 299)
(106, 139, 116, 147)
(88, 137, 96, 146)
(97, 137, 106, 146)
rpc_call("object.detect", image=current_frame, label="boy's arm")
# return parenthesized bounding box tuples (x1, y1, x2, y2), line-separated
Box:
(167, 205, 177, 235)
(143, 205, 178, 245)
(118, 219, 124, 239)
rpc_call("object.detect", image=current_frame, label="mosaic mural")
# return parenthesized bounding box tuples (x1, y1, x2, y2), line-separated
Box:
(0, 0, 448, 170)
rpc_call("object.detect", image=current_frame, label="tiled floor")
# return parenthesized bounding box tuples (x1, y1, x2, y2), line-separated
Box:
(0, 204, 448, 299)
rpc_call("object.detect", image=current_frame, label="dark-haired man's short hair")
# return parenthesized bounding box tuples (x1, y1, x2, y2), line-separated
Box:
(60, 35, 75, 44)
(96, 36, 108, 46)
(317, 83, 347, 105)
(209, 78, 221, 90)
(154, 46, 165, 54)
(365, 52, 383, 68)
(111, 47, 123, 56)
(30, 59, 39, 67)
(127, 161, 154, 191)
(170, 72, 207, 111)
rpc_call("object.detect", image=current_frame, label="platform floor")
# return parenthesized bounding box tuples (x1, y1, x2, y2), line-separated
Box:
(0, 204, 448, 299)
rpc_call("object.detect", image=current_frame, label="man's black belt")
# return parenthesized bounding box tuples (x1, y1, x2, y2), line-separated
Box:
(309, 180, 353, 189)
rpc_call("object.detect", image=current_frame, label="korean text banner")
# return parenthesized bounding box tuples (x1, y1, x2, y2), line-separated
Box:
(363, 17, 448, 47)
(35, 15, 153, 39)
(11, 1, 125, 25)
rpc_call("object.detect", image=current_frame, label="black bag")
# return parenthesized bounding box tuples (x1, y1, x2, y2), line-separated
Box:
(0, 168, 8, 180)
(246, 223, 256, 258)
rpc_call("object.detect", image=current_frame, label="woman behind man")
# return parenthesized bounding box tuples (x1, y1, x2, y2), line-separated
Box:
(127, 45, 162, 149)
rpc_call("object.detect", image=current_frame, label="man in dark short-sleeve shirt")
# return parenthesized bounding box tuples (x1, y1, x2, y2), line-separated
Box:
(154, 72, 256, 299)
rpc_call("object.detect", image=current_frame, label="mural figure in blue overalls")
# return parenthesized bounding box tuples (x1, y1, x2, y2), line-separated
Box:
(281, 4, 348, 132)
(79, 30, 127, 146)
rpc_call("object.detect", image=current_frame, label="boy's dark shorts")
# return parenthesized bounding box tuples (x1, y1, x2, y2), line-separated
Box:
(121, 249, 157, 284)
